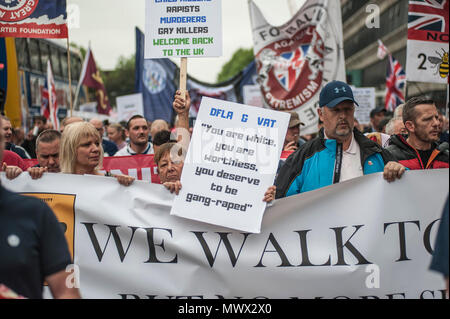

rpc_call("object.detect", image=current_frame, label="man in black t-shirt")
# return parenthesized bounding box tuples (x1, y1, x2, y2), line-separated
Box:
(386, 96, 449, 170)
(0, 118, 80, 299)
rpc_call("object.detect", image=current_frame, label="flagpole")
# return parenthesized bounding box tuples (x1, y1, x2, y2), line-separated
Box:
(47, 61, 53, 127)
(446, 84, 449, 120)
(405, 81, 408, 100)
(20, 71, 30, 133)
(67, 36, 73, 117)
(73, 46, 89, 112)
(180, 57, 188, 96)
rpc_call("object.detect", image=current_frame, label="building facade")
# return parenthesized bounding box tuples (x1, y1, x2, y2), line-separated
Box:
(342, 0, 447, 110)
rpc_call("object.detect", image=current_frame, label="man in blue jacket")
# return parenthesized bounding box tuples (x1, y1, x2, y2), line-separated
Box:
(275, 81, 406, 199)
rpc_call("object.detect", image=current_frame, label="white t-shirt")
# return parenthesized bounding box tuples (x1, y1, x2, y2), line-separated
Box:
(324, 132, 363, 183)
(339, 133, 363, 182)
(114, 142, 154, 156)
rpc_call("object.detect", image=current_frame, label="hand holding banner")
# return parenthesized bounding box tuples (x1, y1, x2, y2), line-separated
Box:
(1, 170, 448, 299)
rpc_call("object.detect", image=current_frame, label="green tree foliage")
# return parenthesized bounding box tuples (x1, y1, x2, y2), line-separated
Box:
(102, 54, 136, 107)
(217, 48, 254, 83)
(69, 42, 87, 60)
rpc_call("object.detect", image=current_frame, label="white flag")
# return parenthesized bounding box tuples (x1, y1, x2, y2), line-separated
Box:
(249, 0, 346, 135)
(377, 39, 389, 60)
(47, 60, 59, 131)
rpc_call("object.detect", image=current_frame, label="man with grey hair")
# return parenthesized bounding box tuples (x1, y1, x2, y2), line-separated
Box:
(150, 119, 170, 140)
(385, 117, 407, 136)
(393, 104, 404, 120)
(275, 81, 405, 199)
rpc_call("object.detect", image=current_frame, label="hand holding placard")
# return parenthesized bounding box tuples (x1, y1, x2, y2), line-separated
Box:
(170, 98, 289, 233)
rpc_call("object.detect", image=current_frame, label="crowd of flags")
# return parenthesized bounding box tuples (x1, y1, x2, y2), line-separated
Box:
(2, 0, 447, 127)
(41, 61, 59, 131)
(378, 40, 406, 112)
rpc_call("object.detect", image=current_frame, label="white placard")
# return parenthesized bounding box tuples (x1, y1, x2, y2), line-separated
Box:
(243, 85, 264, 107)
(145, 0, 223, 58)
(171, 97, 290, 233)
(352, 87, 376, 125)
(79, 102, 97, 113)
(406, 40, 449, 84)
(116, 93, 144, 122)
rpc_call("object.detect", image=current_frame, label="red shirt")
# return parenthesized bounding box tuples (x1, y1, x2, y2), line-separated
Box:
(2, 150, 27, 171)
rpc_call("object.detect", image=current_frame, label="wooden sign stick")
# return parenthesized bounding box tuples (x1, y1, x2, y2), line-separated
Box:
(180, 57, 188, 94)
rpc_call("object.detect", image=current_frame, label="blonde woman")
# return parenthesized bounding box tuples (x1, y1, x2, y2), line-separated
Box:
(60, 122, 134, 186)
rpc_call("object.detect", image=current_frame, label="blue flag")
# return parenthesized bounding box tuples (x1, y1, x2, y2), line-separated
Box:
(135, 28, 259, 123)
(135, 27, 177, 123)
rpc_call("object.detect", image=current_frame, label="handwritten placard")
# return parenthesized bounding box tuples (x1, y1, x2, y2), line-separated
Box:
(145, 0, 223, 58)
(170, 97, 289, 233)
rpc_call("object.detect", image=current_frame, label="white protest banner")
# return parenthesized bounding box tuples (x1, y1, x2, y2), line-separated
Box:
(79, 102, 97, 113)
(352, 87, 376, 125)
(171, 97, 290, 233)
(145, 0, 223, 58)
(406, 0, 449, 84)
(116, 93, 144, 122)
(243, 84, 264, 107)
(1, 170, 448, 299)
(249, 0, 346, 135)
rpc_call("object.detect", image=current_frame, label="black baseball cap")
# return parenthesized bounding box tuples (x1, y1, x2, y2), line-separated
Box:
(319, 81, 359, 108)
(370, 106, 387, 118)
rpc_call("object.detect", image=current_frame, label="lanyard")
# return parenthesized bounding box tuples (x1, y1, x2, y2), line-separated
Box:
(333, 143, 343, 184)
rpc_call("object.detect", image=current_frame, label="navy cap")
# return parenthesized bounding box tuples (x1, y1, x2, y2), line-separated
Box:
(319, 81, 359, 108)
(370, 106, 387, 118)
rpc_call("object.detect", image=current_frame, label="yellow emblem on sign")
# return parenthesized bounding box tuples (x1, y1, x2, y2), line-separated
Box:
(22, 193, 76, 259)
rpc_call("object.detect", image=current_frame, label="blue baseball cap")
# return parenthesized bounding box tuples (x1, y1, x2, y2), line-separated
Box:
(319, 81, 359, 108)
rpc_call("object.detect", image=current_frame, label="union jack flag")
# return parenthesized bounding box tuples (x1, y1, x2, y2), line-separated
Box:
(385, 55, 406, 112)
(41, 82, 50, 120)
(408, 0, 449, 41)
(41, 60, 59, 130)
(274, 46, 308, 91)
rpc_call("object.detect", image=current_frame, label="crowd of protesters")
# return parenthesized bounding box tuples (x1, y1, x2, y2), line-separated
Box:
(1, 82, 449, 299)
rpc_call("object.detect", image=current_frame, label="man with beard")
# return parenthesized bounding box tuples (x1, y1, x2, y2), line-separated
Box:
(283, 112, 306, 152)
(275, 81, 405, 198)
(115, 115, 154, 156)
(386, 97, 449, 170)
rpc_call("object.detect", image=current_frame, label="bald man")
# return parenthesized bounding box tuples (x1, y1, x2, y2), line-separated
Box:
(89, 118, 118, 156)
(150, 119, 169, 140)
(60, 117, 83, 133)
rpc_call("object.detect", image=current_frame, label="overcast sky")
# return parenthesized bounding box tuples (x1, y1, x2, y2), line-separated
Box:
(66, 0, 306, 83)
